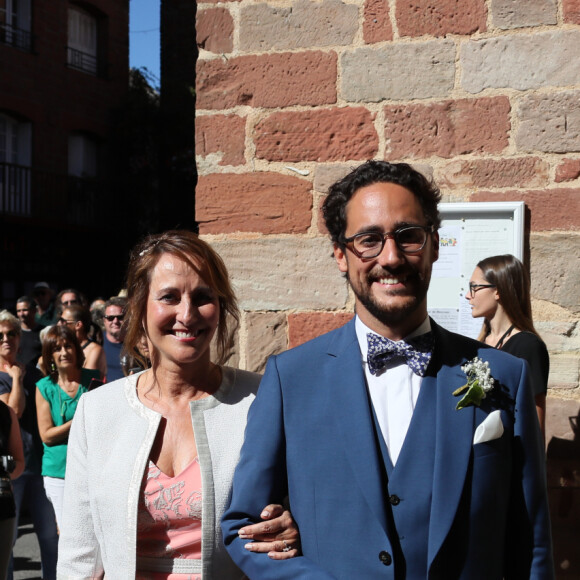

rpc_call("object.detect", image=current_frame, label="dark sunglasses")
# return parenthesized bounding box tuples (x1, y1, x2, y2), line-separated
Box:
(0, 330, 18, 340)
(104, 314, 125, 322)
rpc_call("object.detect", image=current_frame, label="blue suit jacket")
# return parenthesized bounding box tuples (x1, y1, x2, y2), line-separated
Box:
(222, 320, 553, 579)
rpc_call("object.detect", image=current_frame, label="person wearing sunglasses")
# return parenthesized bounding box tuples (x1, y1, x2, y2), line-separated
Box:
(35, 326, 99, 529)
(102, 296, 127, 382)
(0, 310, 58, 580)
(466, 254, 549, 438)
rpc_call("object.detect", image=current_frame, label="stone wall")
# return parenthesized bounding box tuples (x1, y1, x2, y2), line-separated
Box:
(196, 1, 580, 574)
(196, 0, 579, 394)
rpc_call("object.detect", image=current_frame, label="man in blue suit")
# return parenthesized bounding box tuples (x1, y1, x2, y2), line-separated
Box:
(222, 161, 553, 578)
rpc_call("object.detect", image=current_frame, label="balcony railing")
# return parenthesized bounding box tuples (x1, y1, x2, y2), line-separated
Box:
(0, 162, 106, 227)
(0, 22, 32, 52)
(66, 46, 98, 76)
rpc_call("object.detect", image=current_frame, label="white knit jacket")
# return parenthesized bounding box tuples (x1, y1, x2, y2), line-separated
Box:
(57, 367, 260, 579)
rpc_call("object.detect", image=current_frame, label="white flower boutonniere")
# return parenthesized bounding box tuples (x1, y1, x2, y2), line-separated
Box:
(453, 357, 495, 410)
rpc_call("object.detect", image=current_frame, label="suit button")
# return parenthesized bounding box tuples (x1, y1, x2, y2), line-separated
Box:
(379, 551, 392, 566)
(389, 494, 400, 505)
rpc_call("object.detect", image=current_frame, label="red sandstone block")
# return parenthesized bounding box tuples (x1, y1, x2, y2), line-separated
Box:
(563, 0, 580, 24)
(555, 159, 580, 182)
(288, 312, 354, 348)
(396, 0, 487, 37)
(471, 189, 580, 231)
(363, 0, 393, 44)
(195, 114, 246, 166)
(196, 52, 337, 110)
(384, 97, 510, 159)
(196, 8, 234, 54)
(196, 172, 312, 234)
(255, 107, 378, 162)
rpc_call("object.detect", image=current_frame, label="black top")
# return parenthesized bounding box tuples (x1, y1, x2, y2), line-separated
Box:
(0, 400, 16, 519)
(17, 326, 45, 369)
(500, 331, 549, 397)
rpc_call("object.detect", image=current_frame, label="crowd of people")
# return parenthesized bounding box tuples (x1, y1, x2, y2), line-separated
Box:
(0, 289, 139, 580)
(0, 161, 553, 579)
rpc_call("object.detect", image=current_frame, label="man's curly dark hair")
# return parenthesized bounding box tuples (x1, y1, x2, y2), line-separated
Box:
(322, 160, 442, 246)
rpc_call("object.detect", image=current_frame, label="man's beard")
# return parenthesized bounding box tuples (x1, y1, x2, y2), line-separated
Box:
(110, 328, 123, 341)
(347, 267, 430, 327)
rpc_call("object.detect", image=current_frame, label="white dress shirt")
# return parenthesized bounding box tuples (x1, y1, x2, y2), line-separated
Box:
(355, 316, 432, 465)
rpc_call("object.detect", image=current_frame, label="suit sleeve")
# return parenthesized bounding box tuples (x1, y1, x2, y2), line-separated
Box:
(57, 395, 105, 579)
(507, 360, 554, 579)
(221, 356, 337, 579)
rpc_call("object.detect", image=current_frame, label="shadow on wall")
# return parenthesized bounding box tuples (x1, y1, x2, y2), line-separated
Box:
(546, 400, 580, 578)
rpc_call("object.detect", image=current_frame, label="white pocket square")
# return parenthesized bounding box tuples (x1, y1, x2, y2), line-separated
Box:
(473, 410, 504, 445)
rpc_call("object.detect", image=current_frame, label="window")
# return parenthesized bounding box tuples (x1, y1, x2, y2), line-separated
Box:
(67, 6, 98, 75)
(68, 133, 98, 178)
(0, 0, 32, 51)
(0, 112, 32, 214)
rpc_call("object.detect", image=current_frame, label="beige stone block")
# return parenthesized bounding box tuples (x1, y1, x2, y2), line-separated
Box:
(530, 234, 580, 314)
(208, 238, 349, 311)
(515, 90, 580, 153)
(462, 31, 580, 93)
(548, 354, 580, 390)
(491, 0, 557, 29)
(240, 0, 358, 52)
(245, 312, 288, 373)
(313, 164, 353, 194)
(341, 41, 455, 102)
(536, 321, 580, 353)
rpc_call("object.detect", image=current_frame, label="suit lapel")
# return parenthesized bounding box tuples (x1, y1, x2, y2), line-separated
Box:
(427, 324, 477, 566)
(328, 320, 389, 533)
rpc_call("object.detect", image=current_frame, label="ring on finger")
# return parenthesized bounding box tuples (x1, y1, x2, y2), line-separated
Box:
(282, 540, 291, 552)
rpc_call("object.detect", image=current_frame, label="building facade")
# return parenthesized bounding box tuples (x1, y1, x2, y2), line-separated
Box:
(0, 0, 129, 302)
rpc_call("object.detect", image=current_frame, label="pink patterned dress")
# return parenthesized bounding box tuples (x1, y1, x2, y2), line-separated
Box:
(136, 458, 203, 580)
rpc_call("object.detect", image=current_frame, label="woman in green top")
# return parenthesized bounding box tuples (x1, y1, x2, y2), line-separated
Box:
(36, 326, 99, 528)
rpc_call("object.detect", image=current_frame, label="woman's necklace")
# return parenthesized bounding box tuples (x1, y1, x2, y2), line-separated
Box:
(495, 324, 515, 349)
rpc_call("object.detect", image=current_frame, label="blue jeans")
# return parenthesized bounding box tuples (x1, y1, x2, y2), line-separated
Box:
(8, 472, 58, 580)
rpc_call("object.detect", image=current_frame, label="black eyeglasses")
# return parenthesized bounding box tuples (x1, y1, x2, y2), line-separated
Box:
(0, 330, 18, 341)
(104, 314, 125, 322)
(468, 283, 496, 297)
(343, 225, 435, 259)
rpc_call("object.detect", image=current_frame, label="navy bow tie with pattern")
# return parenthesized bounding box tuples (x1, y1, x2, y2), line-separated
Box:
(367, 332, 434, 377)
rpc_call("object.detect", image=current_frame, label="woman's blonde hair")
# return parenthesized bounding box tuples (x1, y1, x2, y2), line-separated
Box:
(0, 310, 21, 334)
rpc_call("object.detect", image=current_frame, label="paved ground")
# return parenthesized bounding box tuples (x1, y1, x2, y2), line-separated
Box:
(13, 515, 42, 580)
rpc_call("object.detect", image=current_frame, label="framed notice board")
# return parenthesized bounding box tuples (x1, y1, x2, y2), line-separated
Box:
(427, 201, 525, 339)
